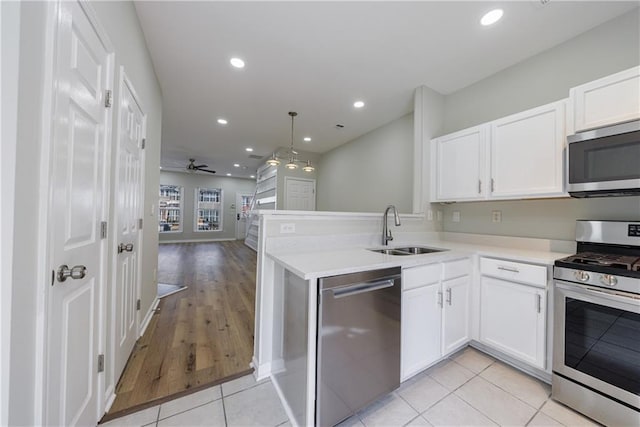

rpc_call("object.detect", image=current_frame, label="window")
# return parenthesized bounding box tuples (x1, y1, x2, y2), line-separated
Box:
(158, 185, 183, 232)
(195, 188, 222, 231)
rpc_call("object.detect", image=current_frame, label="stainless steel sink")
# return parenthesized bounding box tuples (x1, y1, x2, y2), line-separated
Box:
(368, 246, 447, 256)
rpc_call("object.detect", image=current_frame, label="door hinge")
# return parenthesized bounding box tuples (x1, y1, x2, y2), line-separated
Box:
(101, 221, 108, 239)
(138, 218, 143, 229)
(141, 138, 146, 149)
(136, 299, 141, 311)
(97, 354, 105, 373)
(104, 90, 113, 108)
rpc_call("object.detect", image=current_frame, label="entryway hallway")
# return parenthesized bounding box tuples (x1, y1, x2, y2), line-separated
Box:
(104, 241, 256, 420)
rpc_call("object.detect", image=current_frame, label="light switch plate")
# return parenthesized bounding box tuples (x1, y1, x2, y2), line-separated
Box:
(280, 223, 296, 233)
(492, 210, 502, 223)
(427, 210, 433, 221)
(452, 211, 461, 222)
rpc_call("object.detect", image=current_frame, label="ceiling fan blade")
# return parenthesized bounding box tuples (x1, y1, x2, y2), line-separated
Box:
(194, 164, 208, 169)
(197, 168, 216, 174)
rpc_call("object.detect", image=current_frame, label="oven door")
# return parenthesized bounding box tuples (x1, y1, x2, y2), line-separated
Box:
(553, 280, 640, 409)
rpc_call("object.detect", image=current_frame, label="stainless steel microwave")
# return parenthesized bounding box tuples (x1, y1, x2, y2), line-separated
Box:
(567, 120, 640, 197)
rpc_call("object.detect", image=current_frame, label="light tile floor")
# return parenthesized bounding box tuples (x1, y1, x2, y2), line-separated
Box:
(101, 347, 600, 427)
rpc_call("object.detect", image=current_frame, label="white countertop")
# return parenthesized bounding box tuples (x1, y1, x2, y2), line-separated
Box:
(267, 239, 573, 280)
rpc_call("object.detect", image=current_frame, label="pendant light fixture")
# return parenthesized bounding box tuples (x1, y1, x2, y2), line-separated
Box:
(265, 112, 315, 173)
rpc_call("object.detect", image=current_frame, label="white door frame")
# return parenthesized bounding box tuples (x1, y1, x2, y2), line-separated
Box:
(283, 176, 316, 211)
(106, 67, 147, 407)
(36, 1, 115, 424)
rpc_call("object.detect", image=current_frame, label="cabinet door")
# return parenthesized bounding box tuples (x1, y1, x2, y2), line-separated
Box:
(570, 66, 640, 133)
(431, 125, 487, 202)
(490, 100, 566, 199)
(442, 275, 470, 356)
(480, 277, 546, 369)
(401, 283, 441, 381)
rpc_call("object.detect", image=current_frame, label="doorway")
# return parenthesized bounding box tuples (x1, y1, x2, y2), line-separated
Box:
(236, 193, 253, 240)
(284, 177, 316, 211)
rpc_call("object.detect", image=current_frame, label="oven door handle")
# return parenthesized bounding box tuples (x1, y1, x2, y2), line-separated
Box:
(555, 281, 640, 303)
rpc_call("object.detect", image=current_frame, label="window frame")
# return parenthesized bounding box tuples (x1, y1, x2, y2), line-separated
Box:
(194, 187, 223, 232)
(158, 184, 184, 233)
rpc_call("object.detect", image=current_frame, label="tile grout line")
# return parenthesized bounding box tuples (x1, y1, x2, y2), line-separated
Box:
(221, 393, 229, 427)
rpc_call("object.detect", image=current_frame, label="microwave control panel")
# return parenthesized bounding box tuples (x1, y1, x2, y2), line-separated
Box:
(629, 224, 640, 237)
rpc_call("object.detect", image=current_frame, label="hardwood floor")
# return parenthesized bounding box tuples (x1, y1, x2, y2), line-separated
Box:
(106, 241, 256, 417)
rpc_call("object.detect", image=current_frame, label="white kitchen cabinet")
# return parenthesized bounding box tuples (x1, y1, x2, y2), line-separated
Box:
(431, 125, 487, 202)
(442, 275, 470, 355)
(401, 259, 472, 380)
(490, 100, 566, 199)
(401, 282, 442, 380)
(479, 273, 547, 370)
(569, 66, 640, 133)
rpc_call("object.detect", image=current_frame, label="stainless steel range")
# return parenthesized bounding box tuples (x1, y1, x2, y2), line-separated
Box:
(553, 220, 640, 426)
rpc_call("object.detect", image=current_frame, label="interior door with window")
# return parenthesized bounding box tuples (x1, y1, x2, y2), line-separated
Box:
(46, 1, 113, 425)
(113, 70, 145, 385)
(236, 193, 253, 239)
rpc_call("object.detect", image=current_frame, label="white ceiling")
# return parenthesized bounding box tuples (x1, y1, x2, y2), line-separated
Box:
(134, 1, 637, 178)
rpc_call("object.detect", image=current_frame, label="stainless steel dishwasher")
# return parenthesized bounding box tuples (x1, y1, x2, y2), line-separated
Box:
(316, 267, 401, 426)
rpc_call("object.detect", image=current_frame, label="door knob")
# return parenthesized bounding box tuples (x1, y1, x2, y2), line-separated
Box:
(117, 243, 134, 253)
(56, 264, 87, 282)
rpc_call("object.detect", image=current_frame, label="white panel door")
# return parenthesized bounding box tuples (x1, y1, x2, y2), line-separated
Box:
(490, 100, 566, 199)
(401, 283, 441, 381)
(113, 71, 145, 383)
(284, 177, 316, 211)
(47, 1, 113, 425)
(480, 277, 546, 369)
(432, 125, 487, 202)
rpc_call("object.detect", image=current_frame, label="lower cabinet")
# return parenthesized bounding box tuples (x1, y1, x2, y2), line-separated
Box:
(401, 259, 471, 381)
(401, 282, 441, 380)
(479, 276, 547, 369)
(442, 275, 470, 355)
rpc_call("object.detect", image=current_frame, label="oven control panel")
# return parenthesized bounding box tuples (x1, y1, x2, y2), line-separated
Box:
(629, 224, 640, 237)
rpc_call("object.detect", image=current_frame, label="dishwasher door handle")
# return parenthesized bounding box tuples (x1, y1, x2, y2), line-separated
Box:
(331, 278, 396, 299)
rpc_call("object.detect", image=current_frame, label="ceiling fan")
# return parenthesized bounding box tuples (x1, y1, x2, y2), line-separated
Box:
(186, 158, 216, 174)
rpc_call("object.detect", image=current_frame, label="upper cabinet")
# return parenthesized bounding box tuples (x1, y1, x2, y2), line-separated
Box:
(431, 126, 487, 202)
(569, 66, 640, 133)
(431, 100, 566, 202)
(490, 101, 566, 199)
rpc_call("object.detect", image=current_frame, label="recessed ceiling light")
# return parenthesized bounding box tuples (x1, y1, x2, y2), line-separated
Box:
(353, 101, 365, 108)
(226, 173, 232, 176)
(250, 175, 255, 179)
(245, 147, 253, 152)
(230, 57, 245, 68)
(303, 137, 311, 142)
(481, 9, 503, 26)
(159, 166, 162, 169)
(233, 163, 240, 167)
(217, 118, 228, 125)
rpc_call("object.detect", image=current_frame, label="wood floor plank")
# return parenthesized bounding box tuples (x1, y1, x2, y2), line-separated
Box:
(107, 240, 256, 415)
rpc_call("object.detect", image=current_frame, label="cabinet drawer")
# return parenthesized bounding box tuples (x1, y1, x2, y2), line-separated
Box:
(443, 258, 471, 280)
(480, 257, 546, 288)
(402, 263, 441, 290)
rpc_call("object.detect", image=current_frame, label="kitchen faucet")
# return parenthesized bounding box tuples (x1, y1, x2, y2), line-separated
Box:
(382, 205, 401, 245)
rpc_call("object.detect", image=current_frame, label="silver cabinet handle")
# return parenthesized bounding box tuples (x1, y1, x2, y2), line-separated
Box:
(491, 178, 495, 192)
(478, 180, 482, 194)
(536, 294, 541, 313)
(117, 243, 134, 253)
(498, 266, 520, 273)
(56, 264, 87, 282)
(446, 288, 452, 305)
(437, 291, 443, 307)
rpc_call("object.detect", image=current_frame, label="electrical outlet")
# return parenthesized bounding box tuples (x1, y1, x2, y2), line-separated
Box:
(437, 211, 443, 222)
(452, 211, 461, 222)
(427, 210, 433, 221)
(280, 223, 296, 233)
(492, 210, 502, 223)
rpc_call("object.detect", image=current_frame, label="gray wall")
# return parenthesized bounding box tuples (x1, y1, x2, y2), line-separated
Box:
(159, 171, 256, 242)
(7, 1, 162, 424)
(317, 113, 414, 213)
(440, 10, 640, 241)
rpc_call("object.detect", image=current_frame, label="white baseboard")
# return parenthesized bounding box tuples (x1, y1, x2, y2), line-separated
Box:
(104, 391, 116, 414)
(159, 238, 236, 244)
(251, 356, 271, 381)
(138, 297, 159, 338)
(271, 373, 297, 427)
